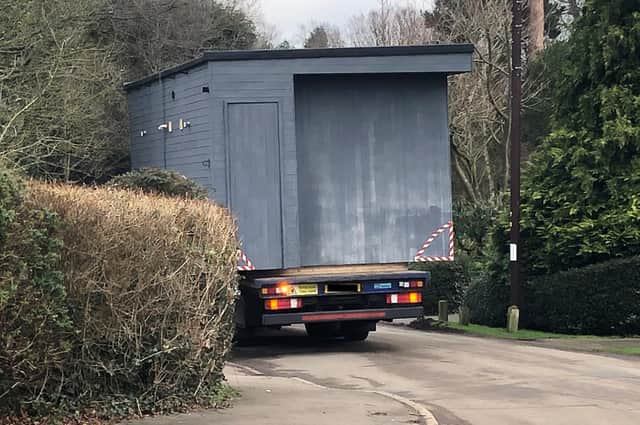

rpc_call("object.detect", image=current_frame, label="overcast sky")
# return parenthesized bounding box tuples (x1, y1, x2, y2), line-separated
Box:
(259, 0, 434, 46)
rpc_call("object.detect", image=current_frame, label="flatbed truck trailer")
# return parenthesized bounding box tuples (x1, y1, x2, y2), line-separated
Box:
(124, 45, 473, 340)
(236, 267, 428, 340)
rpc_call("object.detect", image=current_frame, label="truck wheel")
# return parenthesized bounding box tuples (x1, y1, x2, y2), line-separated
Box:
(305, 323, 340, 338)
(342, 321, 373, 341)
(343, 329, 369, 341)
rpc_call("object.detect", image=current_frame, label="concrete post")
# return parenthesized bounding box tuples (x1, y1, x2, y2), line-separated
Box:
(507, 305, 520, 333)
(438, 300, 448, 322)
(459, 306, 470, 326)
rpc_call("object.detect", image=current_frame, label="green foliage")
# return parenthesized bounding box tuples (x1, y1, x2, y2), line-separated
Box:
(0, 169, 70, 414)
(524, 256, 640, 335)
(108, 168, 209, 199)
(453, 200, 496, 257)
(464, 274, 510, 327)
(410, 260, 471, 315)
(462, 208, 511, 327)
(520, 0, 640, 274)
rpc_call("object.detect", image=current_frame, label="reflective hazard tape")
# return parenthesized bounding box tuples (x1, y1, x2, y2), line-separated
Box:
(237, 249, 256, 271)
(414, 221, 455, 262)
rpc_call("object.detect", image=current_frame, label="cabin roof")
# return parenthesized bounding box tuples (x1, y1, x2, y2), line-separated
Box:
(123, 44, 474, 91)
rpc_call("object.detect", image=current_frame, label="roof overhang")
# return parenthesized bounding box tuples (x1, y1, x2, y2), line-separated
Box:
(124, 44, 474, 91)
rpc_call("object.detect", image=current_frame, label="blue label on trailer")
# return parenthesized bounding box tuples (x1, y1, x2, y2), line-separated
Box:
(373, 282, 393, 289)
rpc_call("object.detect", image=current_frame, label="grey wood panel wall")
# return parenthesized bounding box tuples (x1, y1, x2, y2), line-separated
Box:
(127, 63, 214, 195)
(295, 74, 452, 265)
(127, 83, 164, 169)
(127, 51, 469, 270)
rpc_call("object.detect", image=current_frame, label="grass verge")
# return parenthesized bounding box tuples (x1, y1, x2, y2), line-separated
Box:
(444, 322, 578, 340)
(409, 318, 640, 357)
(410, 318, 576, 340)
(603, 346, 640, 356)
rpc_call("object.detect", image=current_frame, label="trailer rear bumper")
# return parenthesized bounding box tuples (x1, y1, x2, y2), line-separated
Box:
(262, 306, 423, 326)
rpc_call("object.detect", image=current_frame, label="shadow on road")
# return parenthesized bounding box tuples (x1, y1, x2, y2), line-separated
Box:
(232, 325, 398, 361)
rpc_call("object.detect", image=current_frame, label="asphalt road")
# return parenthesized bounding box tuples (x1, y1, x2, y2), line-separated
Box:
(232, 323, 640, 425)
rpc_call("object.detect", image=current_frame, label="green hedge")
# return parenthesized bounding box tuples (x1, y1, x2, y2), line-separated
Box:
(464, 275, 510, 327)
(0, 169, 69, 415)
(411, 261, 470, 315)
(525, 256, 640, 335)
(464, 255, 640, 335)
(108, 167, 208, 199)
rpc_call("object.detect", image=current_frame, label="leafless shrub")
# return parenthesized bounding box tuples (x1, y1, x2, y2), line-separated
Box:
(348, 0, 435, 47)
(23, 182, 239, 413)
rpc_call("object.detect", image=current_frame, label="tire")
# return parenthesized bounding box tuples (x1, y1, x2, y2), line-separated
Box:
(341, 321, 374, 341)
(305, 323, 341, 338)
(343, 329, 369, 341)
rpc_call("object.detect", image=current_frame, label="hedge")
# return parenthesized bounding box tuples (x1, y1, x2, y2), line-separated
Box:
(0, 170, 69, 415)
(525, 256, 640, 335)
(108, 167, 208, 199)
(464, 256, 640, 335)
(463, 274, 510, 327)
(410, 261, 470, 315)
(1, 182, 239, 416)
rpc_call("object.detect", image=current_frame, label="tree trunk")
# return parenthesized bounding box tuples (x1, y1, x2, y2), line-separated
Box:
(453, 153, 478, 202)
(529, 0, 545, 57)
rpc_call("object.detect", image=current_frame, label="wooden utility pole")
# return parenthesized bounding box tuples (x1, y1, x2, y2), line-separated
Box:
(510, 0, 523, 308)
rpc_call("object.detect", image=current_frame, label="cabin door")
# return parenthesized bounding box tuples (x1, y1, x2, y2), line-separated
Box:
(227, 102, 283, 270)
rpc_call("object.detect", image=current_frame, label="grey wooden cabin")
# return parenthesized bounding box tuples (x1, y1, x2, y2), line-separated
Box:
(124, 45, 474, 271)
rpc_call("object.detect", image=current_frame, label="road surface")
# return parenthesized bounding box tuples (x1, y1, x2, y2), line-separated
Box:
(232, 323, 640, 425)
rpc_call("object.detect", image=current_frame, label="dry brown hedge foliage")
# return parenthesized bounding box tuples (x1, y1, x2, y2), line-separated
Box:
(24, 182, 239, 414)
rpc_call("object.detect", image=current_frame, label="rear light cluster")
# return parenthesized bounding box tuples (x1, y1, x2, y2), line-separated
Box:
(264, 298, 303, 310)
(261, 285, 291, 296)
(399, 280, 424, 288)
(261, 282, 319, 297)
(386, 292, 422, 304)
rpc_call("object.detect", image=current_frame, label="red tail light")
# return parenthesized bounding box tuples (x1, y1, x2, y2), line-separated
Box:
(264, 298, 303, 310)
(399, 280, 424, 288)
(261, 282, 292, 296)
(386, 292, 422, 304)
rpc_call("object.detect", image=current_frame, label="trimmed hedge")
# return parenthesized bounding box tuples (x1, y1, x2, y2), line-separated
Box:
(464, 275, 510, 327)
(1, 182, 239, 416)
(108, 167, 208, 199)
(411, 261, 471, 315)
(464, 256, 640, 335)
(525, 256, 640, 335)
(0, 170, 69, 415)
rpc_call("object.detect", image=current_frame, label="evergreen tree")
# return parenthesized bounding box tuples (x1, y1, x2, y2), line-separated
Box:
(304, 26, 330, 48)
(520, 0, 640, 274)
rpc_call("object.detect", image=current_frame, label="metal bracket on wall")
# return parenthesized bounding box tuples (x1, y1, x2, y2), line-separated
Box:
(202, 159, 211, 168)
(157, 121, 172, 132)
(179, 118, 192, 130)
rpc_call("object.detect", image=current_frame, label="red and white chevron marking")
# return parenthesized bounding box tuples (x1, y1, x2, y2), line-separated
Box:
(237, 249, 256, 271)
(414, 221, 455, 262)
